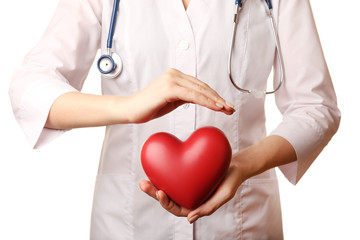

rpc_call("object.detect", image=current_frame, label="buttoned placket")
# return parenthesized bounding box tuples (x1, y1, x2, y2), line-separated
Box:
(169, 0, 199, 239)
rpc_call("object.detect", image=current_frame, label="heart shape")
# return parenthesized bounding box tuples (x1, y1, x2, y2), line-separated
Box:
(141, 127, 232, 209)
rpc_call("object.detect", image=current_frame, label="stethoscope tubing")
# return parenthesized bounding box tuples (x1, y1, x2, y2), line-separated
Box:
(227, 0, 284, 96)
(107, 0, 120, 50)
(267, 9, 284, 94)
(100, 0, 284, 96)
(97, 0, 121, 76)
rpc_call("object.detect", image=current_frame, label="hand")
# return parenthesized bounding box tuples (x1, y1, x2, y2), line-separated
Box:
(45, 68, 235, 129)
(185, 160, 244, 223)
(139, 136, 297, 223)
(124, 68, 235, 123)
(139, 154, 246, 224)
(185, 135, 297, 223)
(139, 180, 192, 217)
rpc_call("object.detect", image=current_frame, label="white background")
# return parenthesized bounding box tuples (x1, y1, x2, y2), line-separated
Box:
(0, 0, 359, 239)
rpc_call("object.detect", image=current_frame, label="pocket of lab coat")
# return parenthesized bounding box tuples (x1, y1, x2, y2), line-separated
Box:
(194, 175, 282, 240)
(240, 177, 284, 239)
(90, 174, 134, 240)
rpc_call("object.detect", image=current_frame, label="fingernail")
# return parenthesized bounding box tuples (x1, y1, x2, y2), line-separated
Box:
(156, 191, 159, 200)
(188, 215, 200, 224)
(216, 103, 224, 109)
(226, 101, 235, 109)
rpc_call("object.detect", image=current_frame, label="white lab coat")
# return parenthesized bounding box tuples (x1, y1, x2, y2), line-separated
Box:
(9, 0, 340, 239)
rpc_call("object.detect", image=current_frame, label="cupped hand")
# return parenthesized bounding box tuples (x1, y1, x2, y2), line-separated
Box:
(139, 135, 296, 224)
(185, 160, 244, 223)
(125, 68, 235, 123)
(139, 154, 246, 224)
(138, 180, 192, 217)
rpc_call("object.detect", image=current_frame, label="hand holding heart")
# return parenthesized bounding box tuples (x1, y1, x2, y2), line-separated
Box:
(139, 159, 245, 224)
(139, 127, 247, 224)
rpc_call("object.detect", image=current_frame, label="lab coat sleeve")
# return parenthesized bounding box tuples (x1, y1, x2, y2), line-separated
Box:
(270, 0, 341, 184)
(9, 0, 102, 148)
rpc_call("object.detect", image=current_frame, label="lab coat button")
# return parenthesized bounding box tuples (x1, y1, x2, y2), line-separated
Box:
(179, 40, 189, 50)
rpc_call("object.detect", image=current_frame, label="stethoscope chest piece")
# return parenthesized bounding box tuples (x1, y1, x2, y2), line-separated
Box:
(97, 52, 122, 79)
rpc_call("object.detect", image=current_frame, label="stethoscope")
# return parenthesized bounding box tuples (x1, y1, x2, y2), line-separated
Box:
(98, 0, 285, 97)
(229, 0, 284, 97)
(97, 0, 122, 78)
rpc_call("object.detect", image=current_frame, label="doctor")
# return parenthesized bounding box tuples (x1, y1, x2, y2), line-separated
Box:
(9, 0, 340, 239)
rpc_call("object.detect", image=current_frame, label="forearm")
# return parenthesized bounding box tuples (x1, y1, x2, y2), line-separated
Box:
(45, 69, 235, 130)
(181, 135, 297, 222)
(234, 135, 297, 182)
(45, 92, 130, 129)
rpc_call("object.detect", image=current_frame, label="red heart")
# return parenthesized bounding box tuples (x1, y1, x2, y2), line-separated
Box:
(141, 127, 232, 209)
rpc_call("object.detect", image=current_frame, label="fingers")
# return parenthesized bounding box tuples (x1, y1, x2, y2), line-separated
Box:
(170, 86, 225, 113)
(186, 185, 234, 224)
(179, 73, 234, 111)
(157, 190, 191, 217)
(139, 180, 158, 201)
(176, 84, 234, 115)
(163, 69, 235, 115)
(186, 165, 242, 224)
(139, 177, 236, 223)
(126, 68, 235, 123)
(139, 176, 236, 223)
(139, 180, 190, 217)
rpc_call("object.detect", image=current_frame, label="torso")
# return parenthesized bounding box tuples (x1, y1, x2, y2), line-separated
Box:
(91, 0, 283, 238)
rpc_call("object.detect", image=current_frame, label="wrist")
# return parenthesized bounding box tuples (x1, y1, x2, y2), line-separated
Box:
(108, 95, 132, 124)
(232, 148, 263, 183)
(232, 135, 297, 182)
